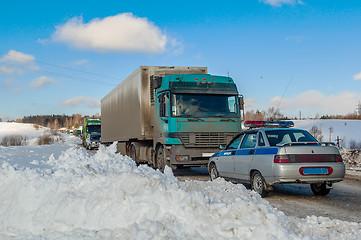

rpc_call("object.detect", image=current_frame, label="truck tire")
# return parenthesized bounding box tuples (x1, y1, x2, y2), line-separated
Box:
(156, 145, 166, 172)
(130, 144, 137, 162)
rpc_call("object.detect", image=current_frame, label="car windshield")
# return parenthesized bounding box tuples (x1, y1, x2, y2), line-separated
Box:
(172, 94, 239, 118)
(265, 129, 317, 146)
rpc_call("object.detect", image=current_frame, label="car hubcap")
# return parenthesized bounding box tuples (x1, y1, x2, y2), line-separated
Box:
(210, 166, 217, 180)
(253, 175, 262, 193)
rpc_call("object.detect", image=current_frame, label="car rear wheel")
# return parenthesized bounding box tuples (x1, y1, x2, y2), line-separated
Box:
(310, 183, 331, 196)
(209, 163, 219, 181)
(251, 171, 268, 197)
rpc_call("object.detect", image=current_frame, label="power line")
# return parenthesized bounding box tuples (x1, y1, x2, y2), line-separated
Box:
(0, 61, 116, 86)
(0, 50, 121, 85)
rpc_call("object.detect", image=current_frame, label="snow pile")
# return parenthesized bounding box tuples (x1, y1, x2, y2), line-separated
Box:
(340, 149, 361, 168)
(0, 141, 361, 239)
(0, 122, 56, 146)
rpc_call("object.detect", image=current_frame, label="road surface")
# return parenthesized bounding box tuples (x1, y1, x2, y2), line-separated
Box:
(173, 167, 361, 223)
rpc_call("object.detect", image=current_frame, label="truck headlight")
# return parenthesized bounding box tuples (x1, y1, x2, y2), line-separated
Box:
(176, 155, 189, 161)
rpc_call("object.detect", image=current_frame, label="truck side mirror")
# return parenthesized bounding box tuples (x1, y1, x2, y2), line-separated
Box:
(151, 76, 162, 89)
(238, 95, 244, 111)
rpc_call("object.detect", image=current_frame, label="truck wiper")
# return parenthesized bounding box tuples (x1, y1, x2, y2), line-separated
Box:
(187, 118, 205, 122)
(220, 117, 236, 122)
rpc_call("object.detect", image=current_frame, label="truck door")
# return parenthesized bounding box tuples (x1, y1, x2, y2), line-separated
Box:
(158, 92, 170, 132)
(234, 132, 257, 180)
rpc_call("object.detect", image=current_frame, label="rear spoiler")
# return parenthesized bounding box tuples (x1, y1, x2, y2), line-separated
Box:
(279, 142, 336, 147)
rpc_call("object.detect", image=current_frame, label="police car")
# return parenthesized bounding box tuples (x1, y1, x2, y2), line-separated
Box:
(208, 121, 345, 197)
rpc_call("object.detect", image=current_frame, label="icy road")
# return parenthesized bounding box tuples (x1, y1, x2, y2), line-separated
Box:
(174, 167, 361, 223)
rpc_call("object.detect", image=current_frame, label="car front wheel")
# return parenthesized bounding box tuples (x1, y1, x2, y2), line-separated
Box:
(209, 163, 219, 181)
(251, 171, 268, 197)
(310, 183, 331, 196)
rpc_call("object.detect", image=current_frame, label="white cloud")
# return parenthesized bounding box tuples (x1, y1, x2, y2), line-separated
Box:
(260, 0, 303, 7)
(244, 97, 257, 109)
(71, 59, 89, 66)
(12, 88, 22, 93)
(29, 76, 56, 88)
(62, 96, 100, 108)
(0, 66, 14, 75)
(353, 72, 361, 80)
(270, 90, 361, 116)
(0, 50, 39, 77)
(52, 13, 168, 53)
(0, 50, 35, 64)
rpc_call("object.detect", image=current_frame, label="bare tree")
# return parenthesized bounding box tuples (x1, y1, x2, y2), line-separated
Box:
(310, 125, 323, 142)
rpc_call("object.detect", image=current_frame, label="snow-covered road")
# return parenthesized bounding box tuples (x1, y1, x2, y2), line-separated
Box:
(1, 122, 361, 239)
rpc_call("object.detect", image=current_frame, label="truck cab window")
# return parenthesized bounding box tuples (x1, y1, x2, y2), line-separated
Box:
(159, 93, 170, 117)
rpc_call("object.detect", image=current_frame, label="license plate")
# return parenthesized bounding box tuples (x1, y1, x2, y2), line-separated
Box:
(303, 168, 328, 175)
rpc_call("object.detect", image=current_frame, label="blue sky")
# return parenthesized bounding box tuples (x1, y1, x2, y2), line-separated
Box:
(1, 0, 361, 121)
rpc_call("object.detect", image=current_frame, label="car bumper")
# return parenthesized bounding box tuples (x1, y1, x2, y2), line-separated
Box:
(267, 162, 345, 185)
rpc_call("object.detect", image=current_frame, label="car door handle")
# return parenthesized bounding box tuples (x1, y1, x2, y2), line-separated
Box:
(231, 151, 236, 155)
(248, 150, 255, 155)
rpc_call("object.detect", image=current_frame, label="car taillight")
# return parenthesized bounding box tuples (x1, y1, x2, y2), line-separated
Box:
(336, 156, 343, 162)
(274, 155, 290, 163)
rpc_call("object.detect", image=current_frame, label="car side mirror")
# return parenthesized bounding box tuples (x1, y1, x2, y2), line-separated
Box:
(219, 144, 226, 150)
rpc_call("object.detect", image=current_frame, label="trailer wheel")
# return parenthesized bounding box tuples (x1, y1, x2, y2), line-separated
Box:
(156, 145, 166, 172)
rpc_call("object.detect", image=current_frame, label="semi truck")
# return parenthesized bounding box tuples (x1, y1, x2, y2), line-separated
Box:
(101, 66, 243, 170)
(82, 118, 101, 148)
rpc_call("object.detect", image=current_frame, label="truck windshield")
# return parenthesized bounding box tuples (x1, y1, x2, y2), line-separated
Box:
(87, 125, 101, 133)
(172, 94, 239, 118)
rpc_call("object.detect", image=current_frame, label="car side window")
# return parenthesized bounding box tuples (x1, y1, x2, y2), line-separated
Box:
(227, 133, 244, 150)
(258, 133, 265, 147)
(240, 133, 257, 149)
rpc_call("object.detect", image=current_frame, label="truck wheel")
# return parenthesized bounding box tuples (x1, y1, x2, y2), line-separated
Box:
(251, 171, 268, 197)
(209, 163, 219, 181)
(156, 145, 166, 172)
(310, 183, 331, 196)
(130, 144, 137, 162)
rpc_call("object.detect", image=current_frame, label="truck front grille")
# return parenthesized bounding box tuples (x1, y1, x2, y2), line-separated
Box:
(177, 132, 235, 147)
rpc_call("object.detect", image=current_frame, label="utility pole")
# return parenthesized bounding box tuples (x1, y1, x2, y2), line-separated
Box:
(329, 127, 333, 142)
(336, 136, 341, 148)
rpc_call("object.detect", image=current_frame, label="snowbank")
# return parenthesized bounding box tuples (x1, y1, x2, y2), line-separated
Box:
(0, 122, 55, 145)
(0, 122, 361, 239)
(0, 142, 360, 239)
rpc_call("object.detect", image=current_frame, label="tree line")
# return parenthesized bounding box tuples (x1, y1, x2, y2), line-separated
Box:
(18, 114, 100, 129)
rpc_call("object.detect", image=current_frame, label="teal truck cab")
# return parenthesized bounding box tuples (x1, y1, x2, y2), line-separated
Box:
(101, 66, 243, 171)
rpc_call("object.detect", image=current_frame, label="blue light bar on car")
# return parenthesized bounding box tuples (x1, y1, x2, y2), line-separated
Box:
(244, 120, 294, 128)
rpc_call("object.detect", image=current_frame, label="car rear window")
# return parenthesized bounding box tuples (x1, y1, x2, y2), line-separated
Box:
(265, 129, 317, 146)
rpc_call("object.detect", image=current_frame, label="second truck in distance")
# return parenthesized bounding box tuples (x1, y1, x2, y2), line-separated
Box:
(101, 66, 243, 170)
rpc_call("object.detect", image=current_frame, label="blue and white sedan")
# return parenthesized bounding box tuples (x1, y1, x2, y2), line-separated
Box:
(208, 121, 345, 197)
